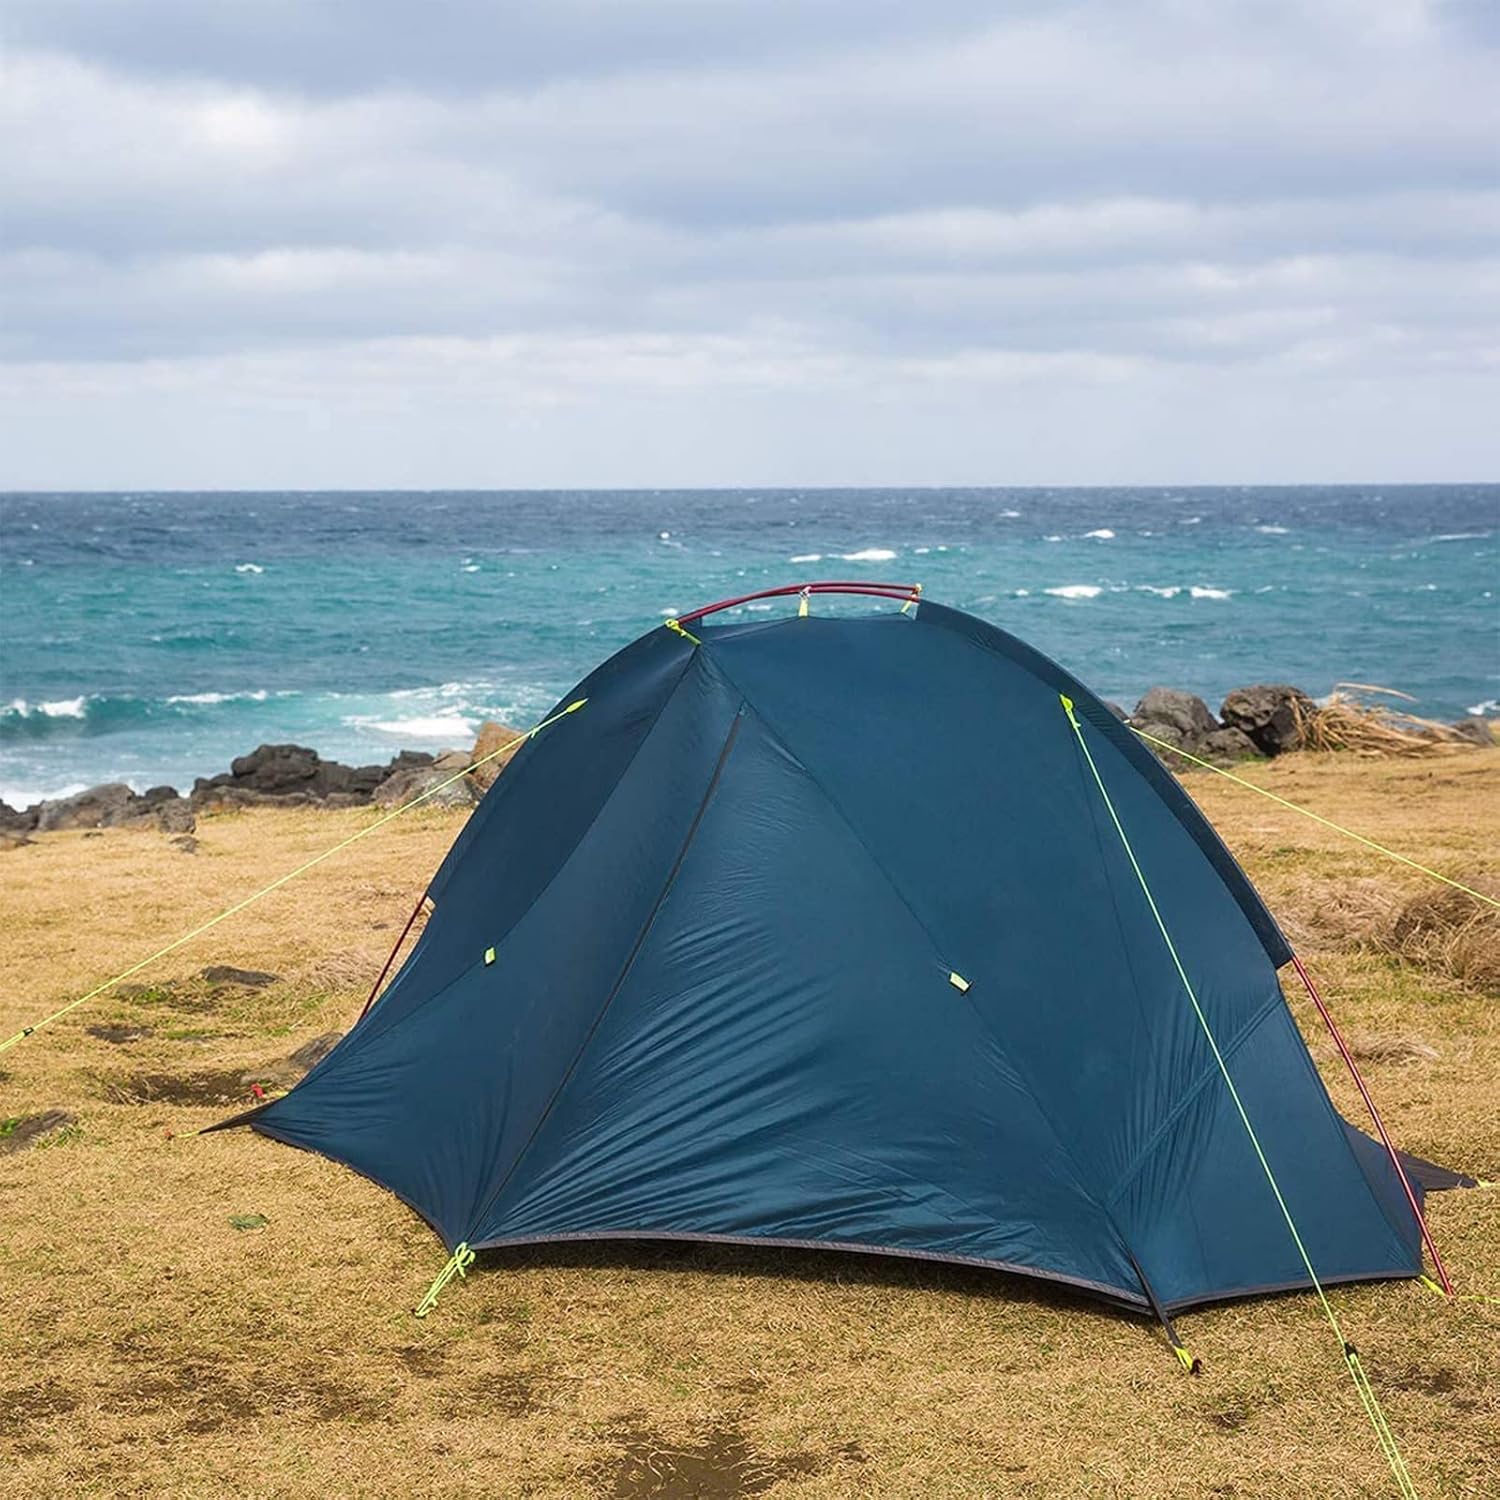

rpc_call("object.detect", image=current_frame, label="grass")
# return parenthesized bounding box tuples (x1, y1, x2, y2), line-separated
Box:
(1, 752, 1497, 1497)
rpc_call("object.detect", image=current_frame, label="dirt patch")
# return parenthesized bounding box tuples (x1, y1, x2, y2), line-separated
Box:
(1389, 1365, 1461, 1397)
(0, 1380, 81, 1437)
(97, 1070, 255, 1107)
(396, 1345, 447, 1378)
(86, 1023, 154, 1044)
(600, 1420, 833, 1499)
(1347, 1034, 1440, 1064)
(0, 1110, 79, 1155)
(200, 965, 280, 988)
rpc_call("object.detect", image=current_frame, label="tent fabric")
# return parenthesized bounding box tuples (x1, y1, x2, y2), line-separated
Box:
(229, 599, 1425, 1312)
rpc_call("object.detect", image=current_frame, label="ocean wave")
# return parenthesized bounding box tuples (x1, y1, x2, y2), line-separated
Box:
(1468, 698, 1499, 717)
(1083, 528, 1115, 540)
(5, 696, 88, 719)
(1255, 524, 1290, 535)
(1425, 532, 1490, 543)
(1136, 585, 1183, 599)
(234, 562, 264, 574)
(1189, 586, 1233, 600)
(788, 553, 822, 563)
(1045, 584, 1102, 600)
(359, 714, 478, 741)
(840, 548, 898, 562)
(165, 689, 273, 705)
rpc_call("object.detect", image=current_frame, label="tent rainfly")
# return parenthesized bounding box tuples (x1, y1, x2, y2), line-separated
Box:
(216, 584, 1471, 1333)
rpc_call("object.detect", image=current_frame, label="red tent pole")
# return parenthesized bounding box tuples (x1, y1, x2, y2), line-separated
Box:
(677, 581, 921, 624)
(1290, 951, 1453, 1296)
(358, 890, 429, 1021)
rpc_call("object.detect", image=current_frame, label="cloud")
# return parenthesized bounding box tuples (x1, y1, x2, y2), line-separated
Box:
(0, 0, 1496, 483)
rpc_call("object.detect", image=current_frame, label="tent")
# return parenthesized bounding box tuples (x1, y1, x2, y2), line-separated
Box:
(218, 583, 1462, 1327)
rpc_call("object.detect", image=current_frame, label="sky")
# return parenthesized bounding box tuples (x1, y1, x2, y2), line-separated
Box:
(1, 0, 1497, 488)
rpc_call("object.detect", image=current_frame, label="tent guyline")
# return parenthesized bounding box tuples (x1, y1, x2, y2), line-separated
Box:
(0, 700, 588, 1057)
(1061, 694, 1418, 1499)
(1130, 725, 1498, 909)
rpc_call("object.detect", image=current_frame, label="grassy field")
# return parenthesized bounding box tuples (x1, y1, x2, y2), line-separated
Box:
(2, 749, 1497, 1498)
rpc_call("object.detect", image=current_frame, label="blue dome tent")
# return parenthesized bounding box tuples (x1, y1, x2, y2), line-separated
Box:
(216, 583, 1459, 1339)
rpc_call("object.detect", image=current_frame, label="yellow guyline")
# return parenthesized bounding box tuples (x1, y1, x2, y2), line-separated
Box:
(1130, 725, 1498, 909)
(0, 700, 588, 1056)
(1063, 696, 1419, 1499)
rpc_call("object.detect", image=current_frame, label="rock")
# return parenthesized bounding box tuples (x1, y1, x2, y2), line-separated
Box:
(171, 835, 199, 854)
(34, 782, 137, 832)
(470, 720, 526, 789)
(1450, 717, 1496, 747)
(287, 1032, 341, 1072)
(0, 798, 38, 833)
(155, 798, 196, 834)
(1220, 684, 1315, 756)
(200, 966, 279, 988)
(192, 744, 435, 809)
(1, 829, 36, 850)
(1131, 687, 1219, 747)
(371, 763, 480, 809)
(1195, 726, 1262, 763)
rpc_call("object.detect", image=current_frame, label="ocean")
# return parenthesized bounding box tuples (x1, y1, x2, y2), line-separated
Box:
(1, 487, 1496, 808)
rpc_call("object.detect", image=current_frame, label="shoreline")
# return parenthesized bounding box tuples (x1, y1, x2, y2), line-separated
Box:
(3, 680, 1494, 841)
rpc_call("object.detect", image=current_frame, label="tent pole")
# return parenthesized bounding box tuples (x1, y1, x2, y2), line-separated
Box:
(358, 890, 429, 1022)
(1289, 952, 1454, 1297)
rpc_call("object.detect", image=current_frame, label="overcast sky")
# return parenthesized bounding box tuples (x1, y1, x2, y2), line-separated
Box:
(2, 1, 1497, 488)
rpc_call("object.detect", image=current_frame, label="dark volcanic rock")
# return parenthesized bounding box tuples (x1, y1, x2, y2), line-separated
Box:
(287, 1032, 341, 1072)
(193, 744, 434, 810)
(1130, 687, 1264, 766)
(0, 798, 38, 833)
(35, 783, 138, 832)
(1220, 684, 1315, 755)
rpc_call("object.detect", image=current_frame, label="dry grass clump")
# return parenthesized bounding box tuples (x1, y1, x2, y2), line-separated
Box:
(1292, 685, 1475, 758)
(1388, 879, 1500, 994)
(1345, 1035, 1441, 1065)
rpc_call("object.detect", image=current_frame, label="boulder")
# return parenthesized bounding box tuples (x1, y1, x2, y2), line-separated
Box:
(192, 744, 435, 809)
(371, 762, 480, 810)
(35, 782, 137, 832)
(1196, 726, 1261, 763)
(287, 1032, 342, 1072)
(470, 720, 527, 789)
(1220, 684, 1315, 755)
(0, 798, 38, 833)
(154, 798, 196, 835)
(1129, 688, 1219, 750)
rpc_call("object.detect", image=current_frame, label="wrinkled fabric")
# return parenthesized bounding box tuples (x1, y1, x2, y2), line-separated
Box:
(244, 602, 1420, 1309)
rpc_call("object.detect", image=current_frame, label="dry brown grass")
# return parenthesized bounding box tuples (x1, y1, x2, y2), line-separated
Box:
(1293, 686, 1477, 757)
(2, 754, 1498, 1497)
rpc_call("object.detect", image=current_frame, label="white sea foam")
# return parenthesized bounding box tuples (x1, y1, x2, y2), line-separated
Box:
(913, 547, 931, 555)
(1189, 586, 1233, 600)
(1468, 698, 1500, 717)
(999, 509, 1021, 518)
(234, 562, 264, 574)
(1426, 532, 1490, 543)
(1180, 516, 1202, 525)
(1255, 524, 1290, 535)
(840, 548, 898, 562)
(1136, 585, 1182, 598)
(1045, 584, 1102, 600)
(789, 553, 822, 563)
(1043, 535, 1063, 543)
(8, 696, 91, 718)
(166, 689, 271, 705)
(363, 714, 478, 741)
(0, 780, 89, 808)
(1083, 528, 1116, 539)
(461, 564, 480, 573)
(1012, 588, 1031, 597)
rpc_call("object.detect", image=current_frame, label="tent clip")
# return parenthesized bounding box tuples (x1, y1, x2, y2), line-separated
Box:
(414, 1242, 475, 1318)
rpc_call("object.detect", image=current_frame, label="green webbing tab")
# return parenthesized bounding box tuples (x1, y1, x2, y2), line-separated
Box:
(414, 1242, 475, 1318)
(484, 946, 496, 966)
(948, 971, 971, 993)
(1173, 1344, 1202, 1375)
(1059, 693, 1081, 730)
(664, 619, 702, 645)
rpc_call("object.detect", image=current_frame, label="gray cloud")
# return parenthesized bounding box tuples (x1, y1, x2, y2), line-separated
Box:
(0, 0, 1496, 485)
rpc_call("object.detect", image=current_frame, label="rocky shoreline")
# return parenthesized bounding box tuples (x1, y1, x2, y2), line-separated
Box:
(1, 687, 1493, 844)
